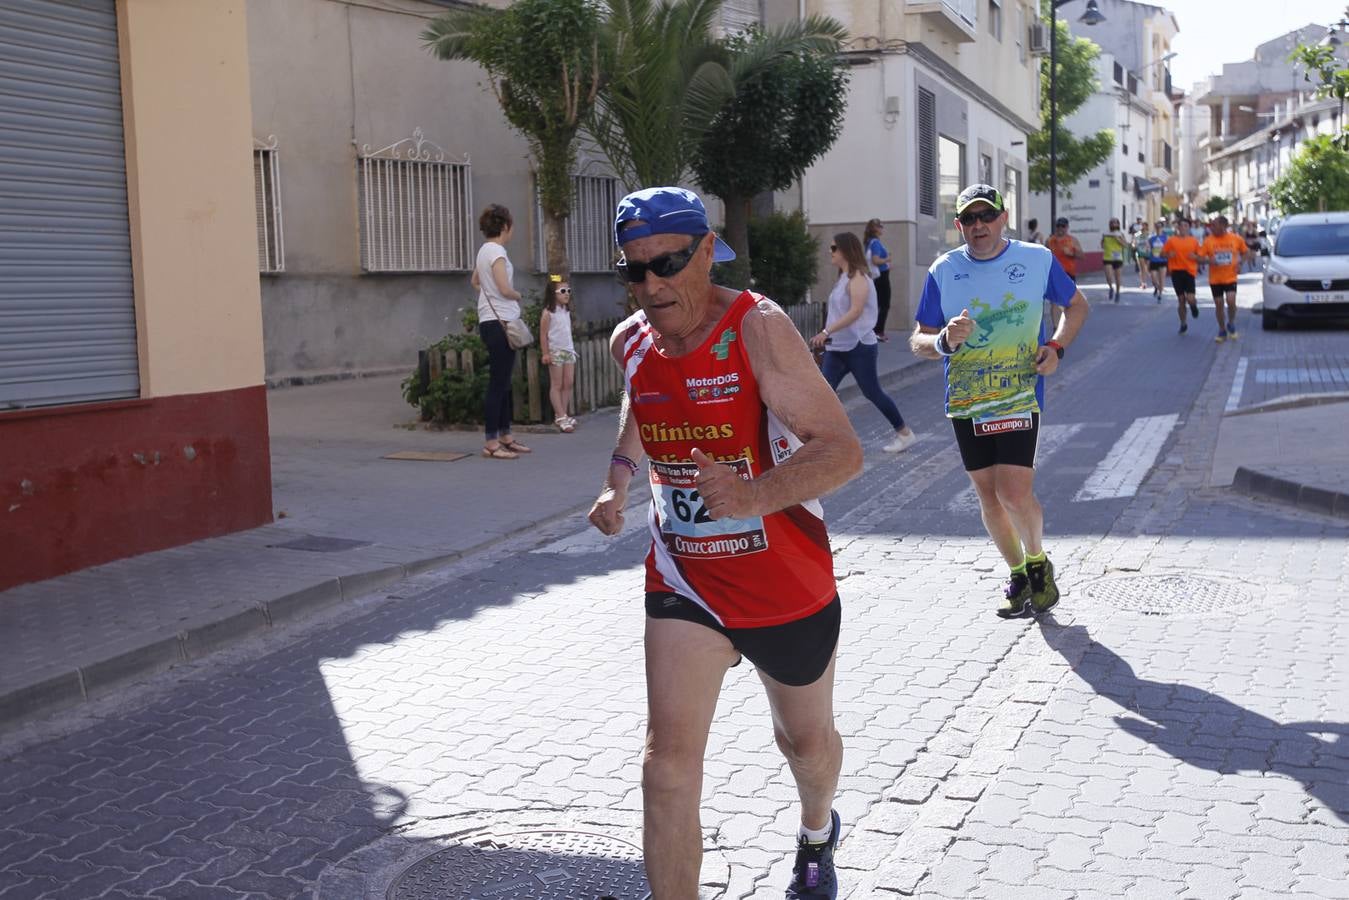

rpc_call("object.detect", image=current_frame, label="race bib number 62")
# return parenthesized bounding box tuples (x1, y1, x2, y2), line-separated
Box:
(650, 458, 768, 559)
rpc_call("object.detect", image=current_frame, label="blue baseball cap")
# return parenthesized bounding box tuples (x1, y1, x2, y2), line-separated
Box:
(614, 186, 736, 262)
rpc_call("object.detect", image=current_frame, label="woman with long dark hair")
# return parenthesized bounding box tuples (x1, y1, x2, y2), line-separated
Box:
(471, 203, 531, 459)
(863, 218, 892, 341)
(809, 232, 918, 453)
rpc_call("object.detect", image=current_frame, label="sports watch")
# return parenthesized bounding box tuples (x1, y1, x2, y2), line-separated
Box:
(1046, 340, 1065, 359)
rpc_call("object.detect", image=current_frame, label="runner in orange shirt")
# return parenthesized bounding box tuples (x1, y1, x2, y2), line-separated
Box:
(1199, 214, 1247, 342)
(1162, 219, 1202, 334)
(1045, 217, 1082, 280)
(1044, 218, 1082, 329)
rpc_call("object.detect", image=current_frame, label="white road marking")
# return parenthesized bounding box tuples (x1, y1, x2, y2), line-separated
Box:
(1225, 357, 1248, 413)
(1253, 366, 1349, 385)
(947, 423, 1085, 512)
(1073, 413, 1180, 502)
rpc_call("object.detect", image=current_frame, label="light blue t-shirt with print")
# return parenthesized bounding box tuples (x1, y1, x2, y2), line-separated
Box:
(1147, 233, 1168, 263)
(915, 239, 1077, 418)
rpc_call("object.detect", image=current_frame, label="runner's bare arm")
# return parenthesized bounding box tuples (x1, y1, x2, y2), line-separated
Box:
(1049, 291, 1089, 348)
(696, 300, 861, 520)
(588, 324, 645, 535)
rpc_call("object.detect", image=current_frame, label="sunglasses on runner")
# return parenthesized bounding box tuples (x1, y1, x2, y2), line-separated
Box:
(556, 287, 571, 294)
(829, 244, 838, 252)
(958, 209, 1002, 226)
(616, 233, 705, 283)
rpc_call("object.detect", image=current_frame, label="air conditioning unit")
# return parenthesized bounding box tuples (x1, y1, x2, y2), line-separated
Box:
(1028, 22, 1049, 56)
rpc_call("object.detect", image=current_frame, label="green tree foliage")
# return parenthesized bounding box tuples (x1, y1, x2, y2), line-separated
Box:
(1202, 196, 1232, 215)
(423, 0, 603, 277)
(588, 0, 725, 187)
(690, 20, 849, 286)
(1270, 135, 1349, 214)
(1290, 38, 1349, 150)
(711, 210, 819, 303)
(1027, 8, 1114, 195)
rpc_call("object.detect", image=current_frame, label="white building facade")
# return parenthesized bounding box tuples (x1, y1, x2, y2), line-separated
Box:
(800, 0, 1041, 325)
(1028, 0, 1180, 270)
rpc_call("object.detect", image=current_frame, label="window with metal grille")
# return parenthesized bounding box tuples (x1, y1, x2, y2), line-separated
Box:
(918, 88, 937, 217)
(535, 174, 623, 273)
(357, 128, 473, 272)
(253, 137, 284, 273)
(720, 0, 760, 36)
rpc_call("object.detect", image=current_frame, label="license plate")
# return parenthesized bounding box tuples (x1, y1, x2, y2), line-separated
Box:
(1305, 292, 1347, 303)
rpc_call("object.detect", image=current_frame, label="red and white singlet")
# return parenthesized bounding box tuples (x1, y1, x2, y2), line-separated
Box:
(621, 291, 836, 628)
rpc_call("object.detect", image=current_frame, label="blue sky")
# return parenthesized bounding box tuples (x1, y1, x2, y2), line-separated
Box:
(1166, 0, 1347, 90)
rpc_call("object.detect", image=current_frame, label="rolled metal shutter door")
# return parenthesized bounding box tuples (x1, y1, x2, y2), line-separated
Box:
(0, 0, 138, 411)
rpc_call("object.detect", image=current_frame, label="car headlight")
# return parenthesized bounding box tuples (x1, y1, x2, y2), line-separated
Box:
(1265, 269, 1288, 285)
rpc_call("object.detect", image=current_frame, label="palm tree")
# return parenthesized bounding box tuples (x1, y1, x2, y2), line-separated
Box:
(423, 0, 603, 278)
(587, 0, 724, 188)
(590, 3, 845, 192)
(688, 16, 849, 285)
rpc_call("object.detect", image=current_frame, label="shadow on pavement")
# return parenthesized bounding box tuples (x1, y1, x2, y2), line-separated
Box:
(1040, 622, 1348, 824)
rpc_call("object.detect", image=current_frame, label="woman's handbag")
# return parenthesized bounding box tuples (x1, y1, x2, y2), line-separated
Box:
(483, 294, 534, 350)
(503, 317, 534, 350)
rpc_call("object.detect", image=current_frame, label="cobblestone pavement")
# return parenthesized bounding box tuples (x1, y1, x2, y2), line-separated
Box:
(1, 299, 1346, 899)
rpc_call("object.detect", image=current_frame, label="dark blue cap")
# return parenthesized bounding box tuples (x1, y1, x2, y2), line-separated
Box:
(614, 186, 736, 262)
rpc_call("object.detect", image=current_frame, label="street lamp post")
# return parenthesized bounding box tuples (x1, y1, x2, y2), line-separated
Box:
(1048, 0, 1106, 228)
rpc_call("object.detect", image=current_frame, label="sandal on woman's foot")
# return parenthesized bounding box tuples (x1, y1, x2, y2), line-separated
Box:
(500, 438, 532, 453)
(555, 417, 575, 433)
(482, 445, 518, 460)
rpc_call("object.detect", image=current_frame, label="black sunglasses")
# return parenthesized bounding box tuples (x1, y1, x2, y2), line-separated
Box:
(829, 244, 838, 252)
(616, 233, 705, 284)
(958, 209, 1002, 226)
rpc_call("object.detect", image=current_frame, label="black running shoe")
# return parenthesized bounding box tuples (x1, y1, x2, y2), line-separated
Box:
(786, 809, 840, 899)
(1189, 301, 1199, 317)
(1179, 323, 1187, 334)
(996, 572, 1032, 619)
(1026, 557, 1060, 614)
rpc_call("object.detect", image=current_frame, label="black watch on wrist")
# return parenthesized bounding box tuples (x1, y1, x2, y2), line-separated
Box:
(1046, 340, 1065, 359)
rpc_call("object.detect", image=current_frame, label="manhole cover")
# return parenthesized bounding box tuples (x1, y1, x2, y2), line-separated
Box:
(387, 830, 650, 899)
(1079, 574, 1250, 617)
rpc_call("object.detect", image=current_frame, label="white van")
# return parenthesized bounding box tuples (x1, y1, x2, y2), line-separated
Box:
(1260, 211, 1349, 329)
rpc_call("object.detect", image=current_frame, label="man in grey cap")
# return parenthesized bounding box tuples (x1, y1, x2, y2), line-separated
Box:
(588, 186, 863, 899)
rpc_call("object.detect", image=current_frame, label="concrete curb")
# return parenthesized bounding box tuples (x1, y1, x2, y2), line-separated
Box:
(1224, 391, 1349, 417)
(1231, 466, 1349, 520)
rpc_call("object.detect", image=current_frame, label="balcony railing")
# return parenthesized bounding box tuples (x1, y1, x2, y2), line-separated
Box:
(908, 0, 978, 42)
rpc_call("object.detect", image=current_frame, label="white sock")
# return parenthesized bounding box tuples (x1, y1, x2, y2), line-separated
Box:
(799, 819, 833, 844)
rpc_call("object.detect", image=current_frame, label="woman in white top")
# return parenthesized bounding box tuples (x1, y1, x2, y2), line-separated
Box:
(471, 203, 531, 459)
(539, 275, 578, 432)
(809, 231, 918, 453)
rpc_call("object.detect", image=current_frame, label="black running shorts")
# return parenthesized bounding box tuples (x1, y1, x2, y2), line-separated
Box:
(951, 413, 1041, 471)
(1106, 260, 1124, 269)
(1149, 260, 1167, 271)
(1210, 282, 1237, 299)
(1170, 271, 1196, 294)
(645, 592, 841, 687)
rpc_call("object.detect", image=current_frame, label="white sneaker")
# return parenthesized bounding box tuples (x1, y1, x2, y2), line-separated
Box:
(883, 431, 918, 453)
